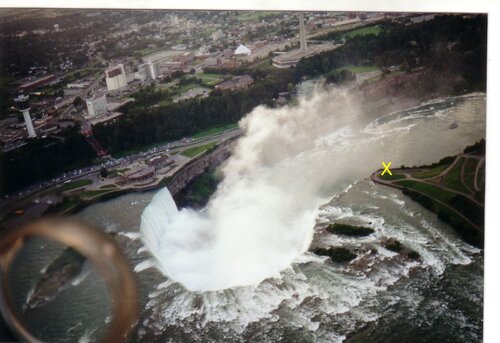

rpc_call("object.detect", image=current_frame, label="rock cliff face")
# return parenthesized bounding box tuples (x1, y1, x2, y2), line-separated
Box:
(167, 139, 235, 198)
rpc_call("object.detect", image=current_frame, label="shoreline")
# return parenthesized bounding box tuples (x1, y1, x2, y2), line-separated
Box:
(1, 136, 237, 228)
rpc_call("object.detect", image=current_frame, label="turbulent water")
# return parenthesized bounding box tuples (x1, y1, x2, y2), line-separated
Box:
(9, 92, 485, 342)
(136, 91, 484, 341)
(140, 89, 485, 291)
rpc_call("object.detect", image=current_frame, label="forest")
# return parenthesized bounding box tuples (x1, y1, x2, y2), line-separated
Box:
(296, 15, 487, 92)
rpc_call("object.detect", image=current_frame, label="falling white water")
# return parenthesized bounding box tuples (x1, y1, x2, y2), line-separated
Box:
(140, 90, 486, 291)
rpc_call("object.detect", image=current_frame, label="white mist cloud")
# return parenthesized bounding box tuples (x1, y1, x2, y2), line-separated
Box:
(140, 88, 484, 291)
(141, 88, 374, 291)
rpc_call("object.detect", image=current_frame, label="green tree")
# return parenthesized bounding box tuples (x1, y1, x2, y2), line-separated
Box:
(100, 166, 109, 178)
(321, 57, 330, 73)
(72, 96, 83, 108)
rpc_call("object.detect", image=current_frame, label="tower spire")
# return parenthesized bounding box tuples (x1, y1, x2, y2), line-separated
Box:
(14, 94, 36, 138)
(299, 12, 307, 51)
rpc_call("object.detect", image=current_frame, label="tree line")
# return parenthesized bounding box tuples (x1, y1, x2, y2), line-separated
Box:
(92, 68, 295, 153)
(295, 14, 487, 92)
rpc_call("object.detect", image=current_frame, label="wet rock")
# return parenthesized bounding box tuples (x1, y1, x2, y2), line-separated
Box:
(326, 223, 375, 237)
(313, 247, 357, 263)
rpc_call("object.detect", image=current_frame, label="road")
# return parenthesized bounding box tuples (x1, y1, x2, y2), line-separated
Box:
(373, 155, 483, 206)
(370, 154, 484, 232)
(0, 128, 242, 209)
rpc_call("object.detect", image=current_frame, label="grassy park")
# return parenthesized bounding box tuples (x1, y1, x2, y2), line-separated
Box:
(57, 179, 93, 192)
(181, 142, 217, 158)
(191, 123, 238, 139)
(372, 140, 485, 247)
(343, 25, 381, 38)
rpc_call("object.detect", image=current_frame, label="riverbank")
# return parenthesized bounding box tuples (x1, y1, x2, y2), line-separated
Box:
(370, 140, 485, 248)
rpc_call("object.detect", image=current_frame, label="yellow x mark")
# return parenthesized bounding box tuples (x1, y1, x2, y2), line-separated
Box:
(381, 162, 392, 176)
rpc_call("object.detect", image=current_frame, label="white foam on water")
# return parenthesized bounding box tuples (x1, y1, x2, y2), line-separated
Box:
(135, 259, 156, 272)
(138, 88, 485, 341)
(119, 231, 142, 241)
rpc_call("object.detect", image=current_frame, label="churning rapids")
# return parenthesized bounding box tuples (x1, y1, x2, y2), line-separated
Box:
(140, 89, 484, 291)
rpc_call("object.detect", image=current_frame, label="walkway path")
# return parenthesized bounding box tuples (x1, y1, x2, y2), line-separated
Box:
(370, 153, 485, 232)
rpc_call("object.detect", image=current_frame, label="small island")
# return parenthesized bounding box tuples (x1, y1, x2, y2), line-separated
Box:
(326, 223, 375, 237)
(382, 238, 420, 260)
(313, 247, 357, 263)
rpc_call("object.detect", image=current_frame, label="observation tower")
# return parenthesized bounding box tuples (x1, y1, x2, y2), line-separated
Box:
(14, 94, 37, 138)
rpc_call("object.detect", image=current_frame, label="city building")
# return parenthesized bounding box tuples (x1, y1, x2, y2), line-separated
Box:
(67, 81, 91, 89)
(204, 57, 218, 66)
(105, 64, 128, 91)
(272, 49, 316, 68)
(272, 13, 314, 68)
(121, 166, 156, 184)
(145, 60, 161, 79)
(299, 12, 307, 51)
(54, 24, 60, 32)
(211, 30, 224, 41)
(147, 156, 173, 170)
(215, 75, 254, 91)
(172, 44, 187, 51)
(176, 52, 194, 65)
(135, 65, 149, 82)
(14, 95, 36, 138)
(272, 13, 336, 68)
(85, 94, 108, 118)
(169, 15, 179, 26)
(18, 74, 58, 92)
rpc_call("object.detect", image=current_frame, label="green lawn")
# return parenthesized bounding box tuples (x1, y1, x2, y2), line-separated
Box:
(463, 157, 478, 191)
(198, 73, 225, 86)
(107, 168, 130, 177)
(62, 67, 101, 83)
(181, 168, 221, 208)
(343, 25, 381, 38)
(442, 157, 471, 195)
(80, 190, 114, 199)
(181, 142, 217, 158)
(395, 179, 482, 224)
(99, 184, 118, 189)
(411, 164, 450, 179)
(139, 46, 166, 57)
(379, 173, 406, 181)
(477, 164, 485, 190)
(191, 123, 238, 139)
(177, 83, 198, 93)
(49, 198, 80, 214)
(58, 179, 92, 192)
(395, 180, 456, 203)
(158, 98, 174, 106)
(249, 57, 273, 71)
(395, 180, 484, 226)
(338, 65, 379, 74)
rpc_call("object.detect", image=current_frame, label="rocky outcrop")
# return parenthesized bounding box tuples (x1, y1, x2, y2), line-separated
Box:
(167, 139, 235, 198)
